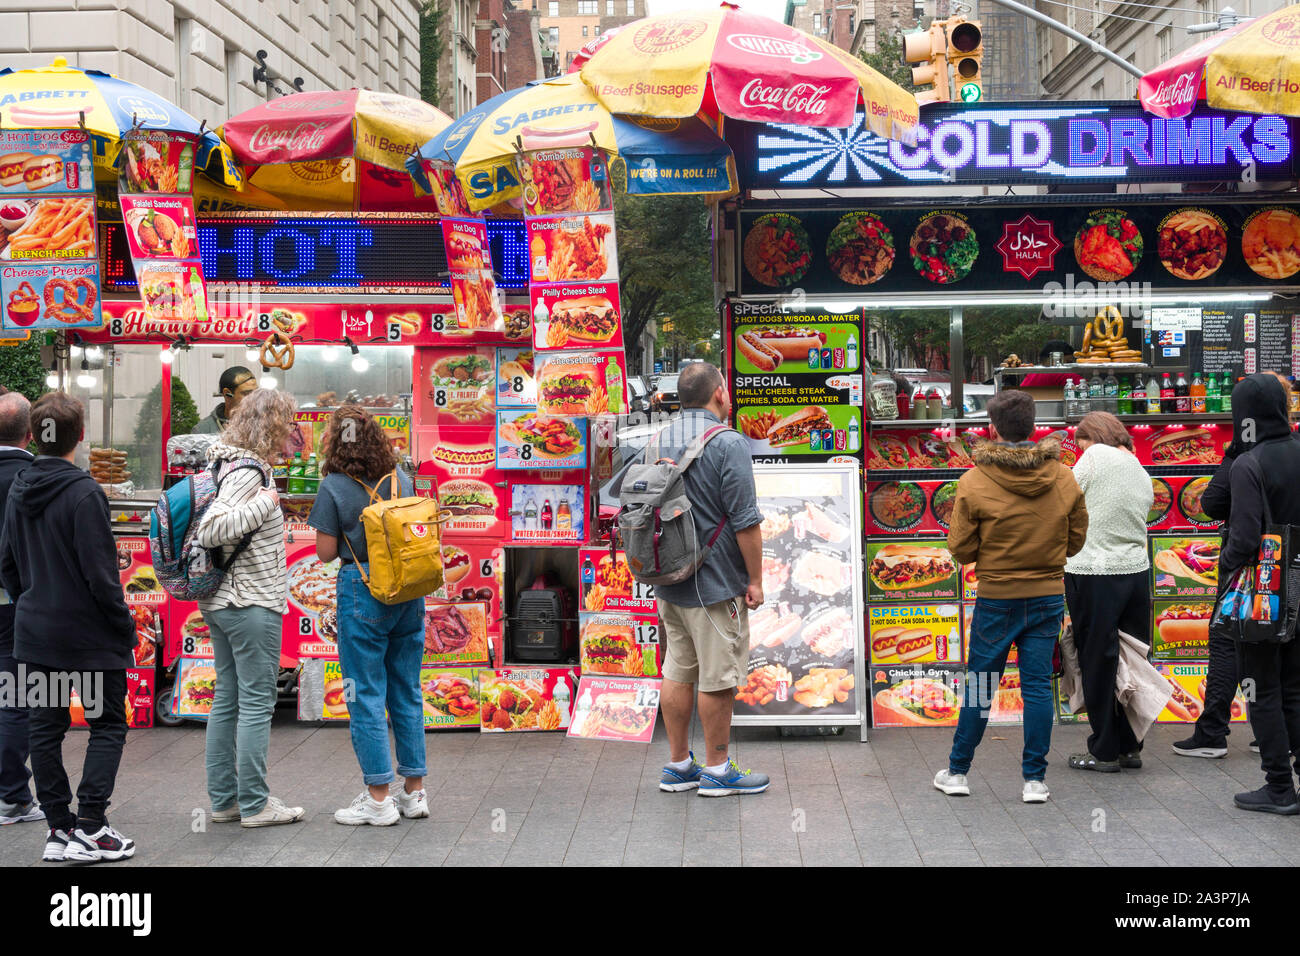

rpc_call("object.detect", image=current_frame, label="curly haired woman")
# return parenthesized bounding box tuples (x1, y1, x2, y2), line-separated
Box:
(308, 405, 427, 826)
(194, 388, 306, 827)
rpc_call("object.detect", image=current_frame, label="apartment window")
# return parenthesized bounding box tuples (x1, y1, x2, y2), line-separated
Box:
(814, 13, 821, 32)
(595, 25, 601, 35)
(607, 0, 614, 12)
(582, 25, 588, 36)
(1157, 24, 1172, 63)
(548, 1, 558, 14)
(627, 0, 635, 14)
(849, 12, 855, 34)
(548, 25, 559, 47)
(578, 0, 598, 13)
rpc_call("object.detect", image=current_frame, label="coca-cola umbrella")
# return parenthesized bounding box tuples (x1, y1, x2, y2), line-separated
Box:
(218, 89, 452, 211)
(578, 3, 918, 142)
(1140, 4, 1300, 118)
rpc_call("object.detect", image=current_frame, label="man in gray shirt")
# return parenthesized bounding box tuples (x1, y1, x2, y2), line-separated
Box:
(628, 363, 768, 796)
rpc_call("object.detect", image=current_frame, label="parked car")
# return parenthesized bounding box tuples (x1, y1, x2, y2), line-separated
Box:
(650, 373, 680, 414)
(962, 384, 995, 417)
(627, 375, 651, 414)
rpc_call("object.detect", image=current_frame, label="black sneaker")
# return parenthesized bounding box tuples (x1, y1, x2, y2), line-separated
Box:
(41, 827, 71, 862)
(1118, 751, 1143, 770)
(63, 823, 136, 863)
(1233, 786, 1300, 815)
(1172, 734, 1227, 758)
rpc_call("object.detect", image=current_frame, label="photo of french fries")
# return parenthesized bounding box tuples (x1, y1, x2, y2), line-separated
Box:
(2, 196, 95, 260)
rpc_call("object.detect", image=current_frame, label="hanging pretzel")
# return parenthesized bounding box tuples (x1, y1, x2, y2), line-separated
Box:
(1092, 305, 1124, 343)
(259, 331, 295, 370)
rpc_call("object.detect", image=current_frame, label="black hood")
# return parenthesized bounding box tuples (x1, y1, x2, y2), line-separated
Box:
(9, 457, 95, 517)
(1232, 373, 1291, 449)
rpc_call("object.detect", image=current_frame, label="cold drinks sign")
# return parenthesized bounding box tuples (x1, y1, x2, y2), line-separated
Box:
(728, 101, 1296, 189)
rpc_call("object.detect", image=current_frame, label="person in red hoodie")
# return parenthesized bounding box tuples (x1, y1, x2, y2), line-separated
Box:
(0, 392, 135, 862)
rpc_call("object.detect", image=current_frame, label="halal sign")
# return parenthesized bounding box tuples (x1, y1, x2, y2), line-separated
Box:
(995, 215, 1061, 279)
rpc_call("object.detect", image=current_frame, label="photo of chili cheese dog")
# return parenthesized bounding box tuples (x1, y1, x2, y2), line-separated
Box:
(743, 326, 827, 360)
(737, 331, 784, 372)
(1164, 677, 1203, 722)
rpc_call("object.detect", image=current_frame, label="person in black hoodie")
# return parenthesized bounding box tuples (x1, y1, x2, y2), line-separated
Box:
(0, 392, 38, 827)
(0, 392, 137, 860)
(1215, 374, 1300, 814)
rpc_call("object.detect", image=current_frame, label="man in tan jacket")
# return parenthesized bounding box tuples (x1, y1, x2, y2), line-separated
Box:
(934, 390, 1087, 804)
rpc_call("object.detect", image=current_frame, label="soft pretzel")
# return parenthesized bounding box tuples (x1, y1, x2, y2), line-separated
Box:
(1093, 306, 1124, 342)
(259, 331, 295, 370)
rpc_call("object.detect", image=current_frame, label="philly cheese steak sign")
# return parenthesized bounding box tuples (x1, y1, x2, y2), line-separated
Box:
(729, 301, 865, 464)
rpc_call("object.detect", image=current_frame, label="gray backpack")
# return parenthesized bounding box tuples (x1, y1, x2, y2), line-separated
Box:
(615, 423, 732, 586)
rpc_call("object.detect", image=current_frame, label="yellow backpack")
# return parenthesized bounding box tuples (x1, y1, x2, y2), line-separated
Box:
(343, 470, 448, 604)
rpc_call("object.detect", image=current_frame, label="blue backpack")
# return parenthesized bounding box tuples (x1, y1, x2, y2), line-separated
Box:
(149, 457, 271, 601)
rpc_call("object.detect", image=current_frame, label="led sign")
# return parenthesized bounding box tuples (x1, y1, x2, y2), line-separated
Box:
(728, 101, 1297, 189)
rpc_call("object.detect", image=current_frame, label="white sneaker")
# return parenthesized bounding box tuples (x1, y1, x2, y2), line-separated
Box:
(334, 792, 400, 826)
(210, 806, 241, 823)
(393, 787, 429, 819)
(63, 823, 136, 862)
(1022, 780, 1050, 804)
(241, 796, 307, 827)
(0, 800, 44, 825)
(933, 769, 971, 796)
(42, 827, 71, 862)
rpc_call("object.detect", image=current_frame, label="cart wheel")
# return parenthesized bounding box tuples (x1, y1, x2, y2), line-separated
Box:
(155, 683, 185, 727)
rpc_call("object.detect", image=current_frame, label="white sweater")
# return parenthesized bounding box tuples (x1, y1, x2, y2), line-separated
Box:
(195, 443, 287, 613)
(1064, 443, 1154, 576)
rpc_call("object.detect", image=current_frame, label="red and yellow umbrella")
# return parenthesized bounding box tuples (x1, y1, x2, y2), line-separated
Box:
(1140, 4, 1300, 117)
(579, 3, 918, 141)
(218, 89, 452, 210)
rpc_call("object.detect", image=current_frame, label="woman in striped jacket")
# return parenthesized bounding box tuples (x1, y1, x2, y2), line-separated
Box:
(194, 388, 306, 828)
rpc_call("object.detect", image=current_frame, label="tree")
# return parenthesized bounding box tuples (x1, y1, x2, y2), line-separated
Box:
(0, 338, 47, 401)
(612, 184, 715, 371)
(420, 1, 447, 109)
(858, 26, 919, 92)
(133, 376, 199, 489)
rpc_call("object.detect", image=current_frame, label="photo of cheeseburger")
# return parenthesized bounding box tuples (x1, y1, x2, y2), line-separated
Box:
(181, 664, 216, 716)
(580, 622, 635, 675)
(438, 478, 497, 519)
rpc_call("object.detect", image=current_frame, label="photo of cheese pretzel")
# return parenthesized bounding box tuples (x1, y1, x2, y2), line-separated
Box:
(259, 331, 295, 370)
(42, 277, 97, 323)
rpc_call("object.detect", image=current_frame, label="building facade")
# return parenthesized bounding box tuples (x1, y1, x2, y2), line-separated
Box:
(0, 1, 421, 121)
(522, 0, 645, 76)
(1034, 0, 1288, 100)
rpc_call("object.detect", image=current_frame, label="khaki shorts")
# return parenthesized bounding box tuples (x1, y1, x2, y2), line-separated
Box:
(657, 596, 749, 693)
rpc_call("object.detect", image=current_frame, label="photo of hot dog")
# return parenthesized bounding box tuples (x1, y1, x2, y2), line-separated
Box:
(1153, 538, 1219, 588)
(870, 625, 904, 661)
(442, 544, 472, 586)
(0, 152, 34, 188)
(765, 405, 831, 448)
(893, 628, 936, 663)
(742, 326, 827, 360)
(1163, 677, 1202, 722)
(1154, 603, 1212, 645)
(446, 231, 484, 270)
(20, 154, 64, 192)
(737, 331, 784, 372)
(748, 603, 802, 648)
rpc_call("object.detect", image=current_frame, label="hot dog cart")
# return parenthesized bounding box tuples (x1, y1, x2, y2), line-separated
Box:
(715, 98, 1298, 731)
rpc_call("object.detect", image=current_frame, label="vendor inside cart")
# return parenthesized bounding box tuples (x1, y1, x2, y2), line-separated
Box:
(193, 366, 258, 434)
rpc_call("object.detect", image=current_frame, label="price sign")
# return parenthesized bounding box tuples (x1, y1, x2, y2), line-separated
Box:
(634, 684, 660, 708)
(635, 621, 659, 645)
(386, 319, 403, 342)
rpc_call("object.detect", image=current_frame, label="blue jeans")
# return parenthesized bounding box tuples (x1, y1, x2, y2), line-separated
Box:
(335, 564, 427, 787)
(204, 604, 282, 817)
(0, 648, 33, 806)
(949, 595, 1063, 781)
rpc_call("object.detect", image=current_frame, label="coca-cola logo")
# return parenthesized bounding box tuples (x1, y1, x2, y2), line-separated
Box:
(632, 18, 709, 55)
(265, 92, 352, 113)
(1262, 13, 1300, 47)
(725, 33, 822, 64)
(1147, 70, 1201, 108)
(247, 122, 333, 156)
(737, 79, 831, 117)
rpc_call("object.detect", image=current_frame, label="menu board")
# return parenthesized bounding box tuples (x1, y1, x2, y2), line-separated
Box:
(414, 429, 508, 539)
(478, 667, 575, 732)
(1151, 475, 1220, 531)
(870, 663, 964, 728)
(284, 529, 340, 661)
(868, 603, 962, 665)
(440, 216, 504, 336)
(416, 347, 496, 427)
(533, 349, 628, 417)
(567, 676, 661, 743)
(1152, 600, 1212, 660)
(1, 127, 103, 331)
(1154, 662, 1247, 724)
(421, 667, 483, 728)
(866, 479, 961, 535)
(866, 538, 959, 602)
(1258, 310, 1295, 378)
(732, 463, 866, 738)
(729, 302, 865, 464)
(495, 410, 587, 470)
(1151, 535, 1220, 599)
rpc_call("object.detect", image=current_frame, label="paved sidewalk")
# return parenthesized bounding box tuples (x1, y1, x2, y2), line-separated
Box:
(0, 715, 1294, 866)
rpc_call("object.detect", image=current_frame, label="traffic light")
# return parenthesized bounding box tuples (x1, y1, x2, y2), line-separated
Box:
(945, 18, 983, 103)
(902, 22, 949, 105)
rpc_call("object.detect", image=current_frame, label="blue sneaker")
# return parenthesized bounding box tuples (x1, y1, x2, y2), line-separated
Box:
(660, 752, 704, 792)
(698, 759, 770, 797)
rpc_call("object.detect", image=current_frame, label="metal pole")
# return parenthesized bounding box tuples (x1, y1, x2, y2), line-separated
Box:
(981, 0, 1145, 79)
(949, 305, 964, 418)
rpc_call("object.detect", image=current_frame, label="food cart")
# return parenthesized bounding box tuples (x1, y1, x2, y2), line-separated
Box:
(718, 98, 1293, 732)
